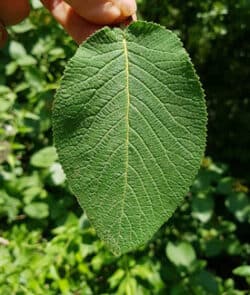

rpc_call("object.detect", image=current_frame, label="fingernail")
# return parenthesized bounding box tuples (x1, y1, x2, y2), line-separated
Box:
(116, 0, 137, 17)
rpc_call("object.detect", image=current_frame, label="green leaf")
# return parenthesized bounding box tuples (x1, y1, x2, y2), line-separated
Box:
(166, 241, 196, 267)
(233, 266, 250, 277)
(9, 41, 27, 60)
(225, 192, 250, 223)
(31, 147, 58, 168)
(11, 19, 34, 33)
(0, 142, 11, 164)
(0, 86, 16, 113)
(108, 269, 125, 289)
(58, 279, 70, 293)
(191, 270, 219, 295)
(0, 191, 21, 222)
(24, 202, 49, 219)
(49, 163, 66, 185)
(118, 276, 138, 295)
(191, 193, 214, 223)
(53, 21, 207, 255)
(217, 177, 233, 195)
(17, 55, 37, 67)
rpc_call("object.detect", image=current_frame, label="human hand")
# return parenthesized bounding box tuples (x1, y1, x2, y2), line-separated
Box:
(0, 0, 137, 48)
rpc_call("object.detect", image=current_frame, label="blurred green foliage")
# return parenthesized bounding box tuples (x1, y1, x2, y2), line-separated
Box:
(0, 0, 250, 294)
(1, 149, 250, 294)
(138, 0, 250, 178)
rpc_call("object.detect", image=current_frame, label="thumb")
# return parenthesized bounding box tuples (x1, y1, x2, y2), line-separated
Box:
(63, 0, 137, 25)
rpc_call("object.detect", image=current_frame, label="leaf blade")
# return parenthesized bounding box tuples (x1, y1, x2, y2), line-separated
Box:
(53, 21, 207, 255)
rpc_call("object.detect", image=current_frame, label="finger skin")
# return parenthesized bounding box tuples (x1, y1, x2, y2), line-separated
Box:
(64, 0, 137, 25)
(41, 0, 101, 44)
(0, 0, 30, 26)
(42, 0, 136, 44)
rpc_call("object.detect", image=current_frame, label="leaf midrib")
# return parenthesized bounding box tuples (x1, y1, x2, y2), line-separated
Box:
(120, 36, 130, 232)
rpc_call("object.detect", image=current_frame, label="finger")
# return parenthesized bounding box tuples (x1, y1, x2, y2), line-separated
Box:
(41, 0, 101, 44)
(63, 0, 137, 25)
(0, 22, 8, 48)
(131, 13, 137, 21)
(0, 0, 30, 26)
(123, 13, 137, 26)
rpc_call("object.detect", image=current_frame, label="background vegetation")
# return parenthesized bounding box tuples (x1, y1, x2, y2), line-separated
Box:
(0, 0, 249, 294)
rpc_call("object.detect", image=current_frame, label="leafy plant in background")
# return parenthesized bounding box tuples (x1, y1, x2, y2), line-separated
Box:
(0, 1, 250, 294)
(1, 150, 250, 294)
